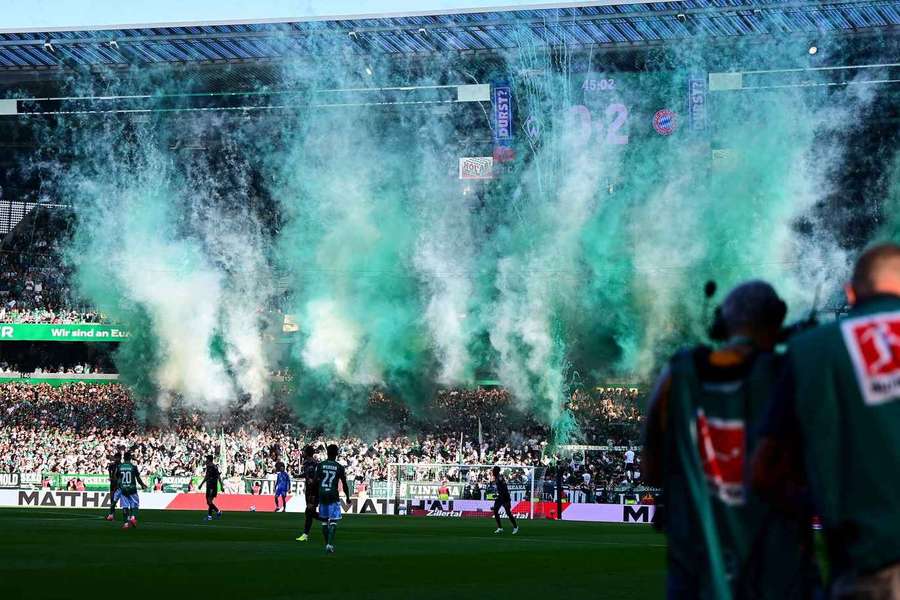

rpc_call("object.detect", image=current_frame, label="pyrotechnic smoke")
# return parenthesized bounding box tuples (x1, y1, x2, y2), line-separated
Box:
(55, 111, 274, 410)
(885, 154, 900, 237)
(407, 101, 482, 387)
(31, 26, 894, 437)
(271, 55, 442, 426)
(484, 46, 612, 428)
(186, 138, 276, 405)
(570, 39, 884, 381)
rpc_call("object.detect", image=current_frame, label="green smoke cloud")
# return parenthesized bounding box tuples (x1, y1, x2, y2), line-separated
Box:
(53, 110, 274, 412)
(28, 27, 894, 439)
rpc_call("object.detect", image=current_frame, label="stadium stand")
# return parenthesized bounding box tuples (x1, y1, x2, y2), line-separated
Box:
(0, 382, 643, 496)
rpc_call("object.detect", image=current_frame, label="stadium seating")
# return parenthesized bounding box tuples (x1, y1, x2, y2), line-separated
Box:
(0, 382, 643, 495)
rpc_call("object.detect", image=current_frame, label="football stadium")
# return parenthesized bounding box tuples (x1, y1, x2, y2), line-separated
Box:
(0, 0, 898, 598)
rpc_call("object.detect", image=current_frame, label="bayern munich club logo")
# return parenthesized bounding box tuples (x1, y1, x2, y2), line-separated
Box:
(652, 109, 677, 135)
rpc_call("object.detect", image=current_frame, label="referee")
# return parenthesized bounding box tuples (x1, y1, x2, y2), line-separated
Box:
(296, 445, 320, 542)
(104, 445, 124, 521)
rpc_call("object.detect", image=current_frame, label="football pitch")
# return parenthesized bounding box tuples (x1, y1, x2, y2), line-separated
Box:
(0, 508, 665, 599)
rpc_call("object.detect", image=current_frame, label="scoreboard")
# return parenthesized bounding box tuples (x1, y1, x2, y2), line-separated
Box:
(569, 71, 694, 146)
(498, 69, 699, 168)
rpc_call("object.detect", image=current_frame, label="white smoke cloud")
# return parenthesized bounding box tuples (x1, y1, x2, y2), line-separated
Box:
(489, 100, 612, 421)
(116, 232, 236, 409)
(302, 298, 365, 381)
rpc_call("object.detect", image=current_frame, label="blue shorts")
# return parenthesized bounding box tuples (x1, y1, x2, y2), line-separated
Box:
(119, 493, 139, 509)
(275, 486, 288, 497)
(318, 502, 342, 521)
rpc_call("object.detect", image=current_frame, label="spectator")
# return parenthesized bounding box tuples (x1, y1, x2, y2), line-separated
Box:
(0, 382, 644, 498)
(624, 448, 635, 481)
(0, 246, 102, 324)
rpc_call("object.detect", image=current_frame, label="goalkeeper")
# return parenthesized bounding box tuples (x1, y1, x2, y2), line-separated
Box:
(491, 466, 519, 535)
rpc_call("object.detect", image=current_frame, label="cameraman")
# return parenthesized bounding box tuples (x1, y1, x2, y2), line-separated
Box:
(643, 280, 819, 599)
(754, 243, 900, 599)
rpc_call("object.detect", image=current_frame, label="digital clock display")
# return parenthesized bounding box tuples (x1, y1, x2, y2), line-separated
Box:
(563, 72, 683, 147)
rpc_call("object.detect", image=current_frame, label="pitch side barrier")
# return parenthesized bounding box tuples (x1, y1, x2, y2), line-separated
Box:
(0, 489, 656, 524)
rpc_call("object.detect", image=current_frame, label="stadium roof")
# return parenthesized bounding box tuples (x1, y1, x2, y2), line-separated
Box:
(0, 0, 897, 71)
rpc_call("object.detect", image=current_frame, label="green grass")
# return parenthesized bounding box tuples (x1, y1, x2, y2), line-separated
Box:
(0, 508, 666, 599)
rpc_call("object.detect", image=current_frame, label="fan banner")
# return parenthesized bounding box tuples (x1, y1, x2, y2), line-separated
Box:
(0, 323, 130, 342)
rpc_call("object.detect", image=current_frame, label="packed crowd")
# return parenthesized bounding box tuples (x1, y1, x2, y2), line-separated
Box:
(0, 250, 101, 324)
(0, 308, 103, 324)
(0, 383, 643, 494)
(570, 387, 643, 446)
(368, 386, 642, 446)
(0, 361, 111, 376)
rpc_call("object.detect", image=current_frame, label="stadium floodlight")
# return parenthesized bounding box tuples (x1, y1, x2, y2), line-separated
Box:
(364, 66, 373, 76)
(43, 40, 55, 53)
(108, 40, 119, 50)
(808, 45, 818, 55)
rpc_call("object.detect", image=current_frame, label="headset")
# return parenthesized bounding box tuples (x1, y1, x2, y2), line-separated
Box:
(704, 280, 806, 342)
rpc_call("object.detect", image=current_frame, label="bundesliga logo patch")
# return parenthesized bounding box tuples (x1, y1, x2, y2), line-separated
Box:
(841, 311, 900, 406)
(695, 410, 745, 506)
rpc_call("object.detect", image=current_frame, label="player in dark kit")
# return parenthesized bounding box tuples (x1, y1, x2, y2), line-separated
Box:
(296, 445, 321, 542)
(274, 461, 290, 512)
(116, 451, 147, 529)
(198, 455, 224, 521)
(104, 445, 124, 521)
(316, 444, 351, 554)
(491, 466, 519, 535)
